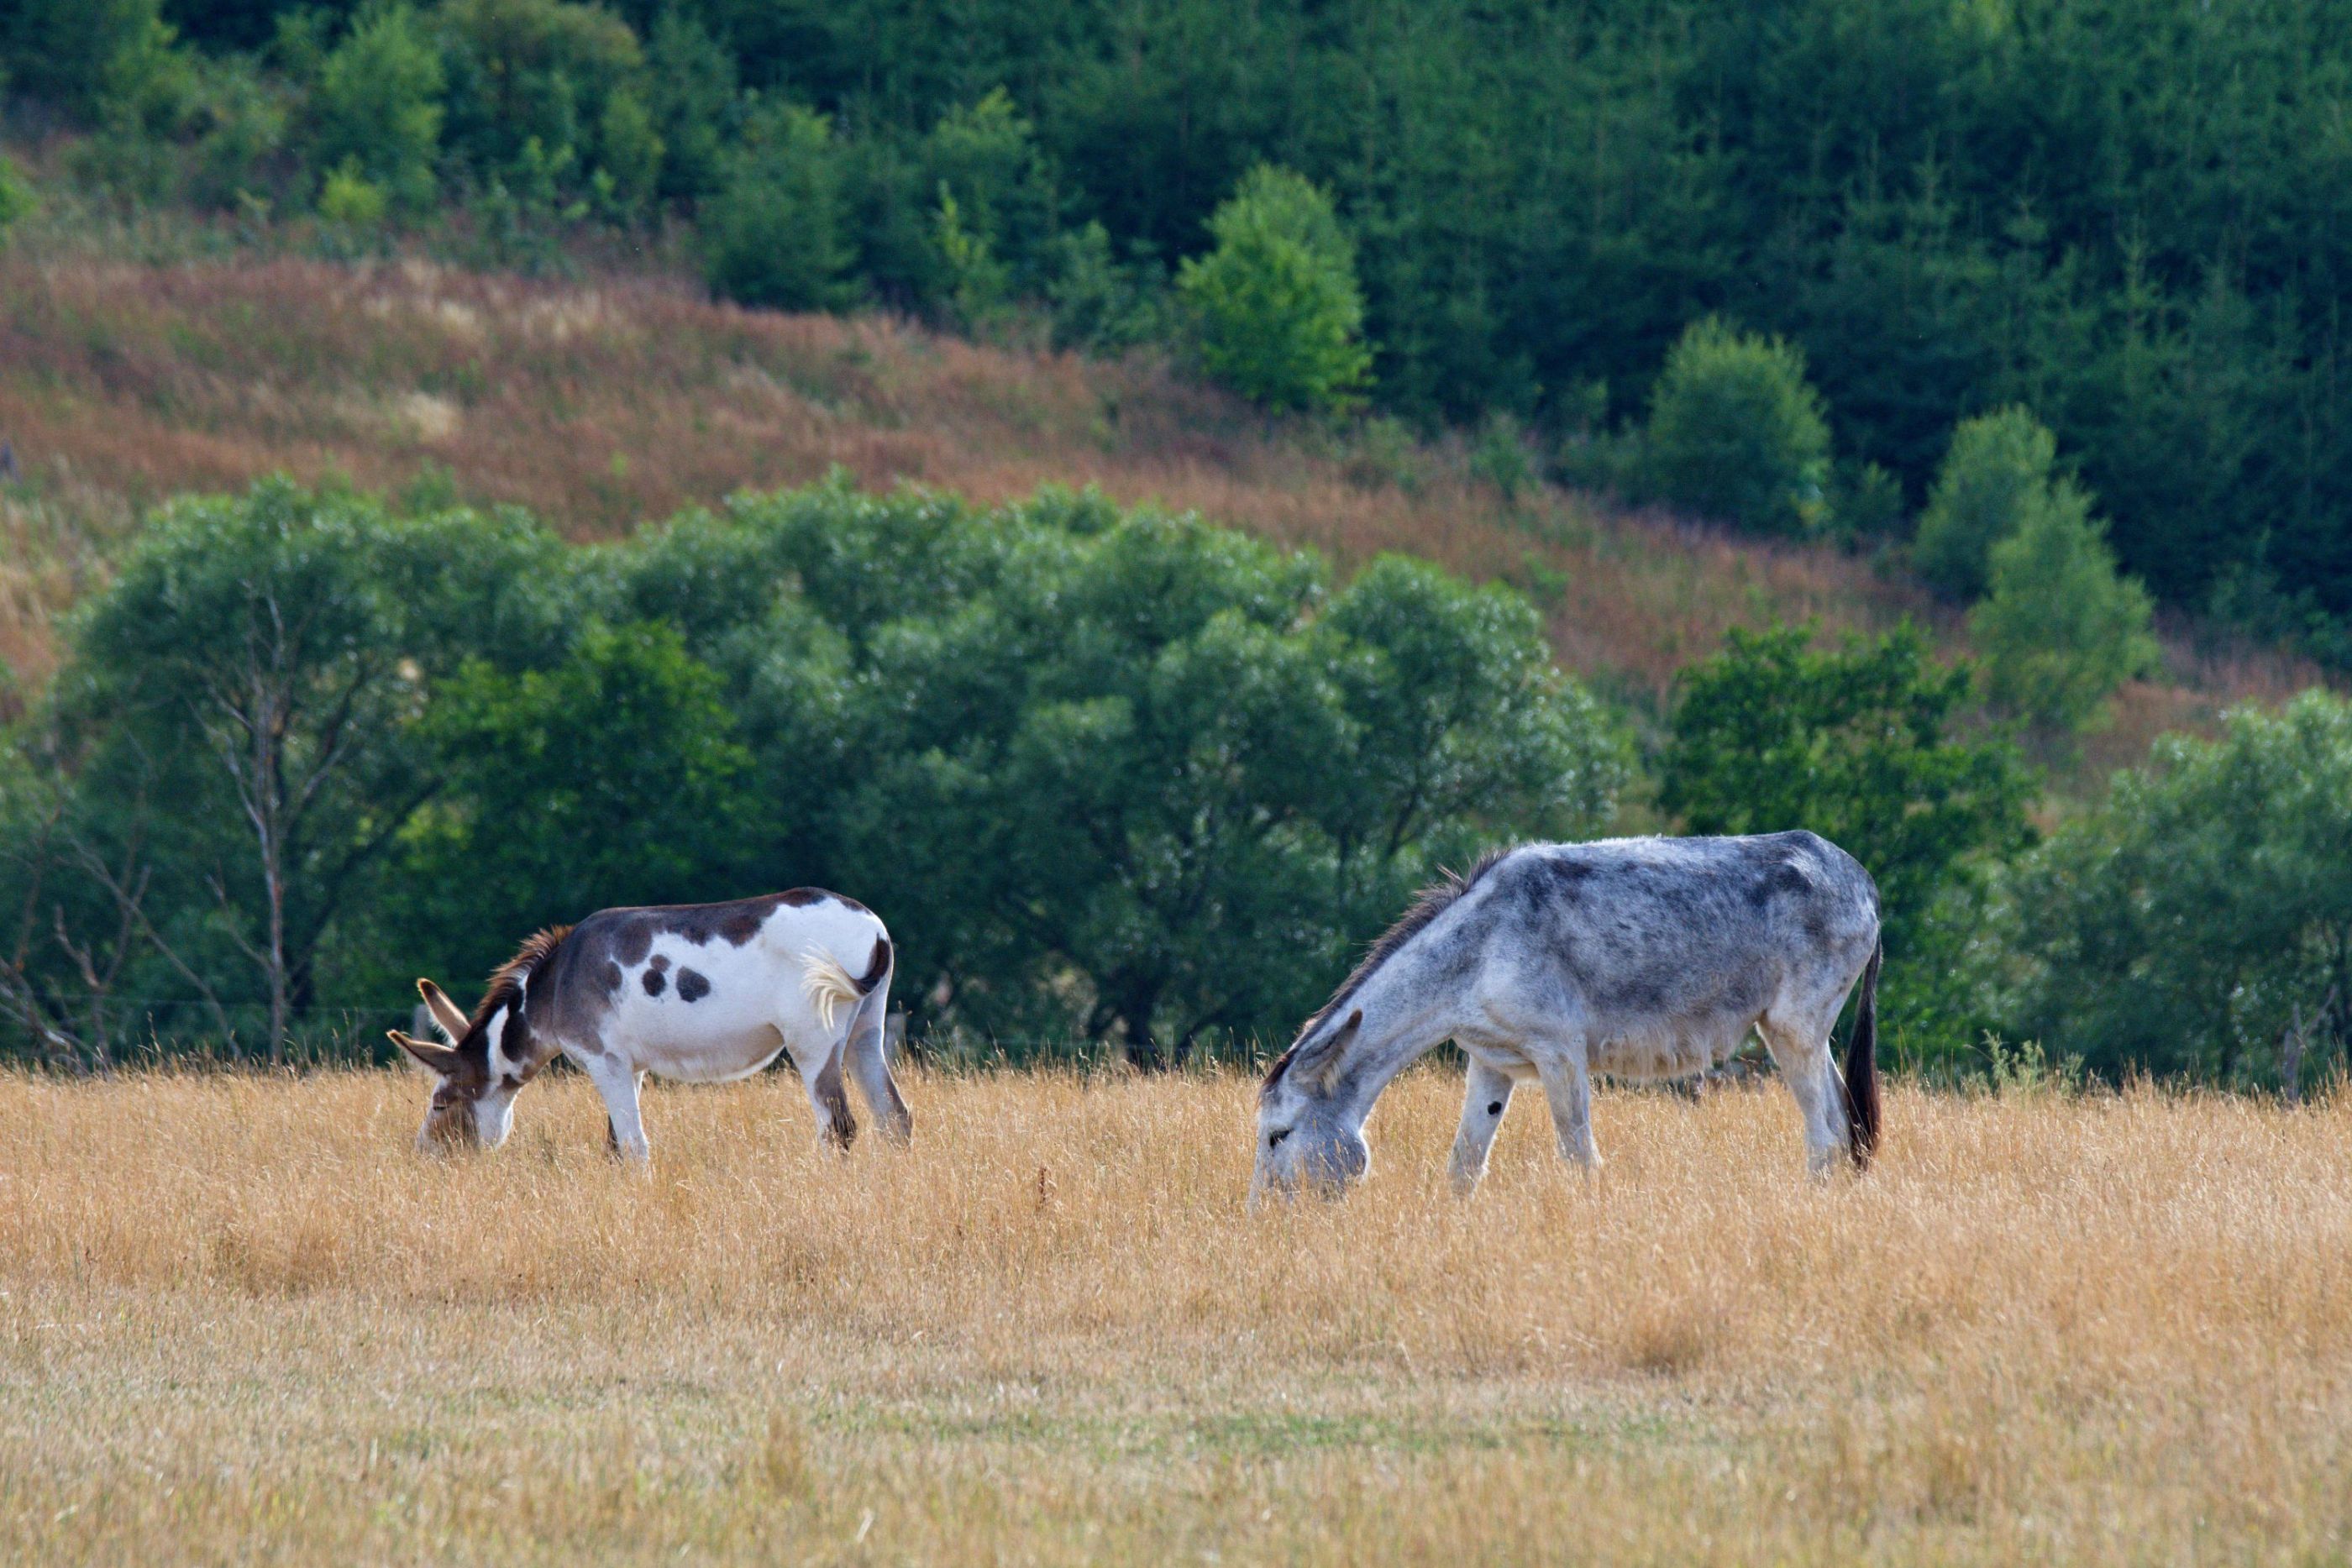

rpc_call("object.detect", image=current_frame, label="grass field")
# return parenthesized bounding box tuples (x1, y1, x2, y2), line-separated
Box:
(2, 1066, 2346, 1564)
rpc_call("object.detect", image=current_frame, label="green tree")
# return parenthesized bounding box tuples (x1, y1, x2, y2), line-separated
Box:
(434, 0, 659, 213)
(1645, 317, 1833, 537)
(2, 0, 175, 120)
(1178, 165, 1373, 413)
(381, 621, 757, 992)
(307, 1, 444, 213)
(1998, 690, 2352, 1086)
(701, 102, 851, 311)
(45, 479, 563, 1061)
(1913, 406, 2064, 601)
(648, 481, 1624, 1065)
(1659, 622, 2036, 1043)
(1969, 493, 2160, 733)
(643, 8, 737, 202)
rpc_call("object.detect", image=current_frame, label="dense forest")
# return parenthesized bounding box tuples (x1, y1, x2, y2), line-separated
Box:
(6, 0, 2352, 651)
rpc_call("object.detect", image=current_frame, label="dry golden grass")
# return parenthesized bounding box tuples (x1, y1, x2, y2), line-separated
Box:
(0, 252, 2320, 737)
(3, 1066, 2347, 1564)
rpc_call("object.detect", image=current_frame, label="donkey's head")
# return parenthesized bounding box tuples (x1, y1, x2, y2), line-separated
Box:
(388, 977, 531, 1152)
(1252, 1007, 1373, 1203)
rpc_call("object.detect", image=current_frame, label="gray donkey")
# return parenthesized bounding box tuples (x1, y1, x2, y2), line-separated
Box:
(1253, 831, 1882, 1199)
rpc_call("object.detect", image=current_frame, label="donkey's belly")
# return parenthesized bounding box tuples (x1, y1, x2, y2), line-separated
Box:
(631, 1023, 790, 1083)
(1589, 1018, 1752, 1082)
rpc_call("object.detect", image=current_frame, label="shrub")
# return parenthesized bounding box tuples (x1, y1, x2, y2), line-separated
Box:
(1998, 690, 2352, 1086)
(1660, 622, 2037, 1049)
(307, 1, 444, 214)
(1178, 165, 1373, 413)
(701, 103, 852, 311)
(1969, 490, 2159, 733)
(384, 621, 758, 992)
(3, 0, 173, 120)
(1914, 406, 2063, 600)
(316, 158, 388, 230)
(0, 156, 34, 242)
(635, 483, 1626, 1065)
(1644, 317, 1831, 536)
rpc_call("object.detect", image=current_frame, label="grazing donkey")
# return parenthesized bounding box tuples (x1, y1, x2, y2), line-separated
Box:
(1253, 831, 1882, 1201)
(387, 889, 906, 1160)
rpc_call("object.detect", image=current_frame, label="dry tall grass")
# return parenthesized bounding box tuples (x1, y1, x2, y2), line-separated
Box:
(0, 253, 2318, 740)
(2, 1067, 2346, 1563)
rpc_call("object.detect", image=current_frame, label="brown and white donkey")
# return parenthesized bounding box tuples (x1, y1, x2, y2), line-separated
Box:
(389, 889, 906, 1161)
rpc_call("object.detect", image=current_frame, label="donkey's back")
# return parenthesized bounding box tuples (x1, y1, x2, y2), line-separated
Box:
(1482, 831, 1878, 1068)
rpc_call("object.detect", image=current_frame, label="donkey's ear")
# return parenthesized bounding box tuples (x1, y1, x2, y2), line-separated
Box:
(389, 1029, 459, 1078)
(1290, 1008, 1362, 1091)
(417, 978, 469, 1041)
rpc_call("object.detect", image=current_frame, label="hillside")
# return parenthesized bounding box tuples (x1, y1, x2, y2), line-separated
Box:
(0, 249, 2315, 774)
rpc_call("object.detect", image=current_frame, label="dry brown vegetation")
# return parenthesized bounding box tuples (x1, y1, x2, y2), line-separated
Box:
(0, 251, 2317, 751)
(2, 1065, 2347, 1563)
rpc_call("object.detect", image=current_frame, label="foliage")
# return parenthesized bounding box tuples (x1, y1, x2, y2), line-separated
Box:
(1, 477, 1622, 1067)
(6, 480, 564, 1062)
(700, 102, 850, 311)
(1969, 492, 2160, 733)
(306, 1, 444, 213)
(0, 157, 34, 241)
(1659, 622, 2037, 1046)
(1, 0, 176, 120)
(1177, 165, 1373, 413)
(379, 621, 757, 993)
(637, 484, 1626, 1064)
(1643, 318, 1832, 537)
(433, 0, 659, 215)
(1913, 406, 2064, 602)
(1996, 691, 2352, 1086)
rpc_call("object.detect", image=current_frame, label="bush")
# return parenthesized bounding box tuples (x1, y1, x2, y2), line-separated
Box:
(1659, 622, 2037, 1049)
(383, 621, 758, 992)
(307, 1, 444, 214)
(0, 157, 34, 242)
(433, 0, 657, 213)
(1969, 490, 2159, 733)
(1644, 317, 1831, 536)
(1913, 406, 2063, 600)
(1178, 165, 1373, 413)
(701, 103, 851, 311)
(3, 0, 173, 120)
(627, 481, 1625, 1064)
(1998, 690, 2352, 1086)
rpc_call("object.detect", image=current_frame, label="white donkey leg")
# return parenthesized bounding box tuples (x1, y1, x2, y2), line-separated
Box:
(841, 981, 911, 1144)
(583, 1053, 651, 1163)
(1530, 1038, 1603, 1173)
(1761, 1015, 1847, 1177)
(798, 1039, 858, 1150)
(1448, 1058, 1517, 1196)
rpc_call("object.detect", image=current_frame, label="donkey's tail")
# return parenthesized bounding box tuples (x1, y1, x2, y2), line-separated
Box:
(1843, 941, 1884, 1170)
(801, 936, 893, 1033)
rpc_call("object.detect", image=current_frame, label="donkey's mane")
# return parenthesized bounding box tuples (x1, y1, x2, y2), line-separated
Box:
(469, 925, 573, 1032)
(1263, 844, 1515, 1088)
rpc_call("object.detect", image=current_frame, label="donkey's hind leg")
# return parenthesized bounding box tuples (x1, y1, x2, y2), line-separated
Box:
(1758, 1010, 1849, 1177)
(797, 1039, 858, 1151)
(1448, 1057, 1517, 1196)
(842, 976, 911, 1144)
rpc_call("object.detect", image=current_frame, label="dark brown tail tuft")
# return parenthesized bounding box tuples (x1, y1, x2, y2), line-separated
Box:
(856, 935, 893, 993)
(1843, 942, 1883, 1169)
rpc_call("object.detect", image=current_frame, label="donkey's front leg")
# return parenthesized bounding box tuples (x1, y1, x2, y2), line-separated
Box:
(1448, 1058, 1517, 1196)
(583, 1053, 652, 1163)
(1530, 1041, 1602, 1174)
